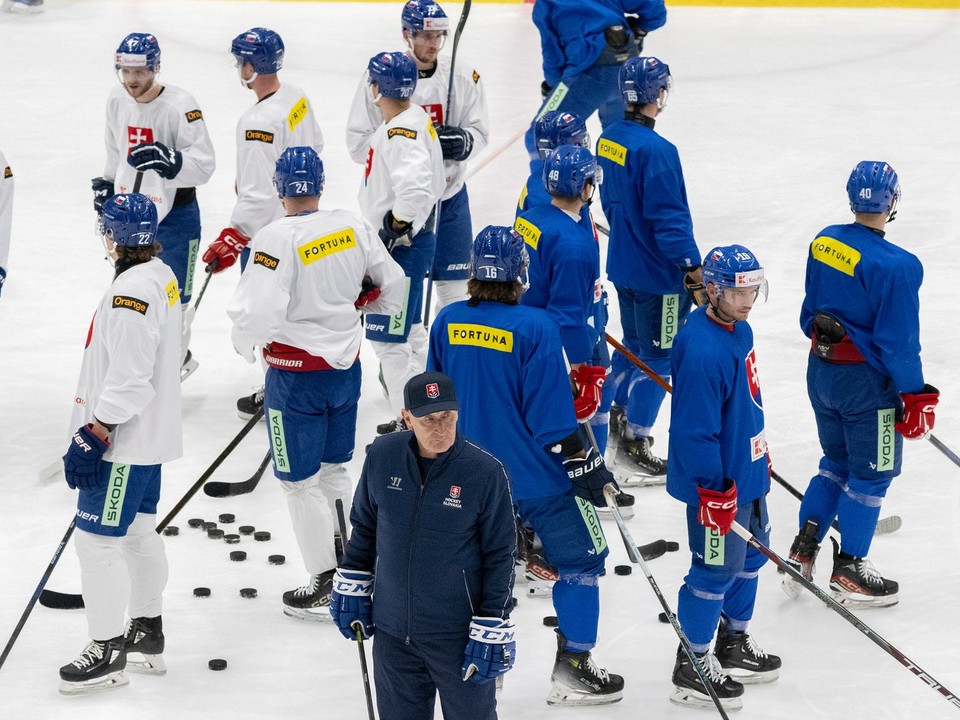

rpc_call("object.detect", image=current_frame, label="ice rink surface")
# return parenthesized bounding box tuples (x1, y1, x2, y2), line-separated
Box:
(1, 1, 959, 717)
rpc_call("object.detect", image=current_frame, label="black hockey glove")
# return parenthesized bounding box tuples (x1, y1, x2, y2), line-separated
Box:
(128, 141, 183, 180)
(379, 212, 413, 253)
(540, 81, 553, 101)
(625, 15, 648, 51)
(92, 176, 115, 214)
(563, 447, 618, 507)
(435, 125, 474, 162)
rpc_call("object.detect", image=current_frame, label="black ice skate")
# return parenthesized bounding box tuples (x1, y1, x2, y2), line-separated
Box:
(523, 553, 558, 598)
(376, 417, 407, 435)
(670, 644, 744, 711)
(546, 630, 624, 706)
(829, 537, 899, 608)
(237, 386, 264, 421)
(714, 617, 781, 684)
(613, 435, 666, 487)
(282, 571, 334, 622)
(781, 518, 821, 600)
(596, 489, 636, 519)
(58, 636, 128, 696)
(123, 615, 166, 675)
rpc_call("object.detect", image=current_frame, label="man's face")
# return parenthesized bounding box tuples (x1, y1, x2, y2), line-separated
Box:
(119, 67, 156, 100)
(711, 285, 757, 323)
(402, 409, 458, 457)
(405, 30, 445, 65)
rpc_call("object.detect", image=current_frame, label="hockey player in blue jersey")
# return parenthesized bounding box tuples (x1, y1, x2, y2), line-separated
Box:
(667, 245, 780, 712)
(428, 226, 625, 706)
(596, 56, 704, 486)
(782, 161, 938, 608)
(526, 0, 666, 168)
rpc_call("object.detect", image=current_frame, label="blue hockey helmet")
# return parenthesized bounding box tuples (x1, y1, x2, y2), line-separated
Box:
(274, 147, 324, 199)
(101, 193, 158, 247)
(367, 52, 417, 100)
(702, 245, 768, 303)
(115, 33, 161, 72)
(534, 111, 590, 159)
(401, 0, 450, 34)
(619, 56, 672, 106)
(542, 145, 602, 198)
(471, 226, 529, 284)
(846, 161, 901, 217)
(232, 28, 285, 75)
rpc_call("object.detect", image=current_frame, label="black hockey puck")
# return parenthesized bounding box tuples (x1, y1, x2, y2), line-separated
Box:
(239, 587, 257, 599)
(268, 554, 286, 566)
(193, 587, 211, 598)
(253, 531, 271, 542)
(208, 658, 228, 671)
(188, 518, 205, 528)
(542, 615, 558, 627)
(162, 526, 179, 536)
(203, 521, 218, 531)
(229, 550, 247, 562)
(207, 528, 224, 540)
(224, 534, 241, 544)
(614, 565, 632, 576)
(218, 513, 236, 524)
(666, 541, 680, 552)
(238, 525, 255, 536)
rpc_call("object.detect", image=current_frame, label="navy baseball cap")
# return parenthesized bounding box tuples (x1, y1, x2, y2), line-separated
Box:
(403, 372, 459, 417)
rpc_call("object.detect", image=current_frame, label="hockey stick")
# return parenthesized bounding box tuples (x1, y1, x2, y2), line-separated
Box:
(132, 170, 143, 194)
(0, 519, 76, 671)
(445, 0, 472, 114)
(203, 449, 271, 498)
(596, 221, 609, 237)
(637, 538, 680, 561)
(928, 433, 960, 470)
(602, 484, 730, 719)
(38, 408, 265, 610)
(604, 332, 901, 535)
(729, 521, 960, 711)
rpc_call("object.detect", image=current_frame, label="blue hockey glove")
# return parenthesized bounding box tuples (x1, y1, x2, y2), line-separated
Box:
(128, 142, 183, 180)
(378, 212, 413, 254)
(434, 125, 474, 162)
(62, 425, 110, 491)
(330, 568, 375, 640)
(92, 177, 115, 214)
(563, 447, 618, 506)
(462, 617, 516, 684)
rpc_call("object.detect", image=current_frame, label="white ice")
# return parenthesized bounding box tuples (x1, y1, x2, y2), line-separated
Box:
(1, 1, 959, 718)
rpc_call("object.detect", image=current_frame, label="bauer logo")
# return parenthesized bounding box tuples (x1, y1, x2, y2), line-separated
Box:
(387, 127, 418, 140)
(513, 217, 541, 250)
(287, 97, 309, 132)
(298, 228, 356, 266)
(112, 295, 149, 315)
(185, 109, 203, 123)
(597, 139, 627, 166)
(448, 323, 514, 353)
(254, 251, 280, 270)
(811, 236, 861, 277)
(245, 130, 275, 144)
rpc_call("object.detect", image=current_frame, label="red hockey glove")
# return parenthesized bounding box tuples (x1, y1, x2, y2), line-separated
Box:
(202, 228, 250, 274)
(895, 383, 939, 440)
(697, 479, 737, 536)
(572, 365, 606, 421)
(355, 275, 381, 308)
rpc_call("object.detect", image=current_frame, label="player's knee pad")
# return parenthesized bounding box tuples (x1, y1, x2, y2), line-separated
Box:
(75, 527, 123, 566)
(685, 564, 736, 599)
(557, 556, 605, 586)
(280, 472, 323, 497)
(845, 474, 892, 507)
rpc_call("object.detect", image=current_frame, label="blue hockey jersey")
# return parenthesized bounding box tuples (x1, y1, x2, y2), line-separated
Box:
(533, 0, 667, 86)
(516, 159, 594, 235)
(800, 222, 925, 394)
(427, 300, 578, 501)
(596, 120, 700, 293)
(515, 204, 602, 365)
(667, 308, 770, 506)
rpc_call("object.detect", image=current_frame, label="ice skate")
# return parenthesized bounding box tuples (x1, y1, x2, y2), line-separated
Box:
(596, 489, 636, 520)
(612, 435, 666, 487)
(546, 630, 624, 706)
(282, 571, 334, 621)
(670, 644, 743, 711)
(523, 553, 557, 598)
(58, 636, 128, 696)
(781, 518, 820, 600)
(828, 538, 898, 608)
(606, 405, 625, 455)
(237, 386, 264, 421)
(714, 617, 781, 684)
(123, 616, 166, 675)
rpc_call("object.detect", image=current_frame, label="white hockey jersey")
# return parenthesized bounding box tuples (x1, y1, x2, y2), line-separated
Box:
(230, 84, 325, 238)
(103, 84, 215, 223)
(70, 258, 183, 465)
(357, 105, 445, 235)
(0, 149, 11, 274)
(346, 54, 489, 201)
(227, 208, 406, 369)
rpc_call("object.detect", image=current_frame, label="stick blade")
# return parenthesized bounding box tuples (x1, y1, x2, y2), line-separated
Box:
(39, 590, 85, 610)
(875, 515, 902, 535)
(638, 539, 668, 561)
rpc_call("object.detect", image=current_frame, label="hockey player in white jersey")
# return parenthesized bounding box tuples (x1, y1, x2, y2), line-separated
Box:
(94, 33, 215, 380)
(357, 51, 446, 433)
(59, 194, 183, 695)
(0, 149, 11, 302)
(227, 147, 405, 620)
(346, 0, 489, 315)
(203, 27, 325, 420)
